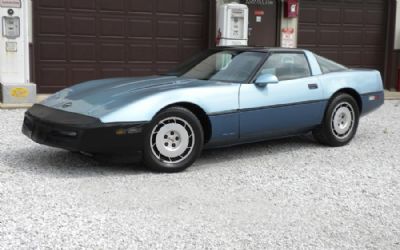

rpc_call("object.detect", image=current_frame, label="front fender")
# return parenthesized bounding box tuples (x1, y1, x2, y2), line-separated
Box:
(99, 84, 240, 123)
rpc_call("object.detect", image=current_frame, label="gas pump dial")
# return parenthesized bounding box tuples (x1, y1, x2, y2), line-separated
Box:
(2, 16, 20, 39)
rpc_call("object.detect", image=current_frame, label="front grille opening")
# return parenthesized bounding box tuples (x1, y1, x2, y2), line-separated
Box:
(50, 130, 78, 138)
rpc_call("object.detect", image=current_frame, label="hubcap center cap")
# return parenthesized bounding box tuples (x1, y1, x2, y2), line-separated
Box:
(163, 130, 182, 149)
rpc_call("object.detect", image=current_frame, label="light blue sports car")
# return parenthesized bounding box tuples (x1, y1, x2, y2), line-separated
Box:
(23, 47, 384, 172)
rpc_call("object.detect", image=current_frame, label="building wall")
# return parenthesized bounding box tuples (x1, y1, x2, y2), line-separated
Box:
(385, 0, 400, 91)
(298, 0, 392, 90)
(30, 0, 210, 93)
(1, 0, 399, 100)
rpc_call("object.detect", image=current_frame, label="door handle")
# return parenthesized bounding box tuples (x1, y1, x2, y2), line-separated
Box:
(308, 83, 319, 90)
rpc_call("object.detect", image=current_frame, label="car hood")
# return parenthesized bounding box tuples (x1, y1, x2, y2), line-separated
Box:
(41, 76, 212, 118)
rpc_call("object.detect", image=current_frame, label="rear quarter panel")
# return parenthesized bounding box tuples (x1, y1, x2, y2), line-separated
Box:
(318, 69, 384, 114)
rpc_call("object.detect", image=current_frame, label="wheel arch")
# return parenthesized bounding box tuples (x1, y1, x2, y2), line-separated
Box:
(331, 88, 363, 113)
(157, 102, 212, 143)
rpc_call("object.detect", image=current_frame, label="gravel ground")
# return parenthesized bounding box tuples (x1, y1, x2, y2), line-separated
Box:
(0, 101, 400, 249)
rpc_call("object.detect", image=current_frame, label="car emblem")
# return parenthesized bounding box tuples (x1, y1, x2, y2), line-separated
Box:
(62, 102, 72, 108)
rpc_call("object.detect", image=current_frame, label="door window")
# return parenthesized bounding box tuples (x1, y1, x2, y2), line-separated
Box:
(257, 53, 311, 81)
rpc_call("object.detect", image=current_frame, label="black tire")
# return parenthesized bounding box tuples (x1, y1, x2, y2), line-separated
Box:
(143, 107, 204, 173)
(313, 93, 360, 147)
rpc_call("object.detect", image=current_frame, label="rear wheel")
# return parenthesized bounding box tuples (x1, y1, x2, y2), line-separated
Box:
(143, 107, 204, 172)
(313, 93, 360, 147)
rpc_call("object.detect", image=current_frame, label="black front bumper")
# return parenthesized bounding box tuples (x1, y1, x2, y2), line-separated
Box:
(22, 104, 147, 154)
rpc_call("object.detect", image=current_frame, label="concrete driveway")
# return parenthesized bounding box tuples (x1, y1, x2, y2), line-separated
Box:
(0, 101, 399, 249)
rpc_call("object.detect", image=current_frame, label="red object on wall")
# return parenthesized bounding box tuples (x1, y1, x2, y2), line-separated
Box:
(254, 10, 265, 16)
(284, 0, 299, 18)
(216, 29, 222, 46)
(282, 27, 295, 34)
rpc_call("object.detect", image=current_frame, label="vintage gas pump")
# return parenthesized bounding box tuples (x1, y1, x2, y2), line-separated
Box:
(0, 0, 35, 105)
(216, 3, 249, 46)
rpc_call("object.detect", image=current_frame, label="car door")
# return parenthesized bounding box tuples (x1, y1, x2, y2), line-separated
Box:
(239, 52, 325, 140)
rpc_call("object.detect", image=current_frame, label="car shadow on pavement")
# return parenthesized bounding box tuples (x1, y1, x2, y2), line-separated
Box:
(14, 147, 148, 177)
(13, 135, 322, 176)
(195, 134, 321, 168)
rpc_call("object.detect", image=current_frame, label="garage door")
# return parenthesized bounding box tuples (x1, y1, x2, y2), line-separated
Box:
(298, 0, 387, 74)
(33, 0, 209, 93)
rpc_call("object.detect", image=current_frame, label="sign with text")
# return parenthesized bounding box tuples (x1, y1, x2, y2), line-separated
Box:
(0, 0, 21, 8)
(254, 10, 265, 16)
(10, 87, 29, 98)
(245, 0, 274, 6)
(281, 28, 295, 48)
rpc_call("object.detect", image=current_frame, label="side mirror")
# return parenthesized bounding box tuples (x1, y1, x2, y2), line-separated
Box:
(254, 73, 279, 87)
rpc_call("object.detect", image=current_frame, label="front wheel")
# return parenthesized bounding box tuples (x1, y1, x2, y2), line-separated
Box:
(143, 107, 204, 173)
(313, 93, 360, 147)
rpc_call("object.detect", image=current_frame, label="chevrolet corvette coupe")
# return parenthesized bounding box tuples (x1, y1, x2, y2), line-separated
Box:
(23, 48, 384, 172)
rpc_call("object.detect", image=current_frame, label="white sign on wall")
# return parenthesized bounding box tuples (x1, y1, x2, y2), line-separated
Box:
(0, 0, 21, 8)
(281, 27, 295, 48)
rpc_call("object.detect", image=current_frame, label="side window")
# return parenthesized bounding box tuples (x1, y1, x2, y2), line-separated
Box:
(314, 54, 348, 74)
(257, 53, 311, 81)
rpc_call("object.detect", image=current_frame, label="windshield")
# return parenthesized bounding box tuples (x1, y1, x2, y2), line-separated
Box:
(167, 50, 265, 82)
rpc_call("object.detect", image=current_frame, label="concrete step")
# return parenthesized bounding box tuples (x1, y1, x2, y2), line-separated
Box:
(0, 94, 49, 109)
(384, 90, 400, 100)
